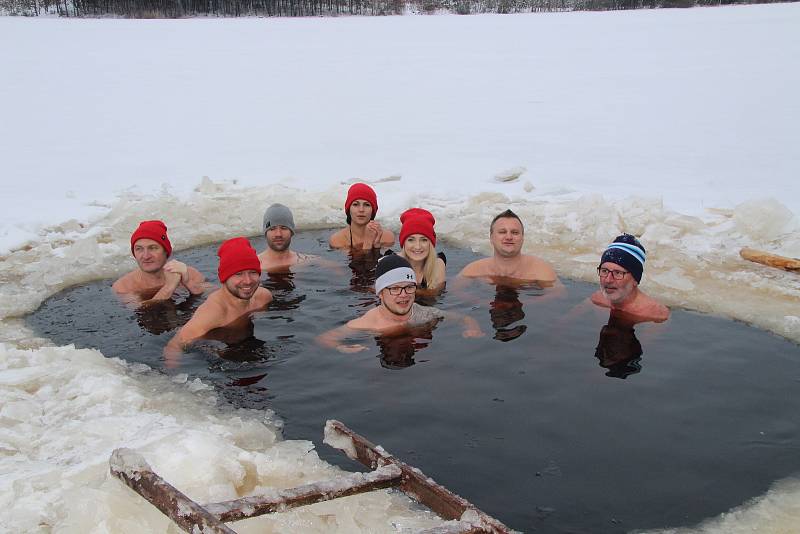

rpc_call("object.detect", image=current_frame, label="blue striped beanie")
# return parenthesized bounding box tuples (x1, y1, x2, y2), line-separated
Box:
(600, 234, 646, 283)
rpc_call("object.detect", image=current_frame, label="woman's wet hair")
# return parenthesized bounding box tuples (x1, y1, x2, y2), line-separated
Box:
(490, 209, 524, 234)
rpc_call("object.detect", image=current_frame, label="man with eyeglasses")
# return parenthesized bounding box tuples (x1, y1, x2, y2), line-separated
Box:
(591, 234, 670, 323)
(318, 254, 483, 353)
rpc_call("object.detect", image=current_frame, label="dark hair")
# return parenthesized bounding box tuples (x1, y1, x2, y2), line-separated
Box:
(490, 209, 524, 234)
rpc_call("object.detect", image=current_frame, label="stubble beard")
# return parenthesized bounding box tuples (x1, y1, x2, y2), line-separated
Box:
(267, 235, 292, 252)
(225, 283, 256, 301)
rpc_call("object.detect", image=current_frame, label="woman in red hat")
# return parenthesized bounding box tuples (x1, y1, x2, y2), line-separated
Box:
(397, 208, 446, 292)
(329, 183, 394, 250)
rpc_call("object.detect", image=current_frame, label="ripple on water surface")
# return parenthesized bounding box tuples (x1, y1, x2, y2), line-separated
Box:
(27, 230, 800, 533)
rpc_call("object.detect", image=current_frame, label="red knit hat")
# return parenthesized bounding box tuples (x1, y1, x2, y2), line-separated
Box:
(344, 183, 378, 219)
(130, 220, 172, 257)
(399, 208, 436, 247)
(217, 237, 262, 283)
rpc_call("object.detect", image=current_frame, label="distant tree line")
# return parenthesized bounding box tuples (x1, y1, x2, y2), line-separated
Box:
(1, 0, 792, 17)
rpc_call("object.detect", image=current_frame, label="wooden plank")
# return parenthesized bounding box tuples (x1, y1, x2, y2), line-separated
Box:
(324, 420, 515, 534)
(204, 464, 402, 522)
(740, 247, 800, 272)
(109, 448, 236, 534)
(419, 524, 487, 534)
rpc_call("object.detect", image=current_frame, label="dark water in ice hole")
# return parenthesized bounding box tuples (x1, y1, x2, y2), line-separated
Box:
(27, 230, 800, 533)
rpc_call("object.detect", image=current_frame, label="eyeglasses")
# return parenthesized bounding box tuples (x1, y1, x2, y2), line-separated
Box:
(386, 284, 417, 295)
(597, 267, 629, 280)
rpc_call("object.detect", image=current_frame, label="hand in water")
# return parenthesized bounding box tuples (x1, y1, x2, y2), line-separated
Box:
(163, 350, 181, 369)
(337, 344, 368, 353)
(462, 316, 485, 338)
(463, 328, 486, 339)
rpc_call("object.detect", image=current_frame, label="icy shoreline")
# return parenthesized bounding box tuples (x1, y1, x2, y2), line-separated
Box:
(2, 180, 799, 532)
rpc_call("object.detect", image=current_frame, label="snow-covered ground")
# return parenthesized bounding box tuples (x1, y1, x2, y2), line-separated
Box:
(1, 4, 799, 532)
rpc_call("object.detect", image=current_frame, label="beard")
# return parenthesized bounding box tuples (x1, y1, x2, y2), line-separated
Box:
(225, 282, 257, 300)
(267, 235, 292, 252)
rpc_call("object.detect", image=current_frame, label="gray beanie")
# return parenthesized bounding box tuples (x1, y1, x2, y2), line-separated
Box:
(263, 203, 295, 234)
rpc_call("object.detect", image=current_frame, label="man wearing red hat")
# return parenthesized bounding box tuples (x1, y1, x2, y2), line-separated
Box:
(329, 182, 395, 250)
(460, 209, 560, 285)
(113, 220, 206, 305)
(164, 237, 272, 365)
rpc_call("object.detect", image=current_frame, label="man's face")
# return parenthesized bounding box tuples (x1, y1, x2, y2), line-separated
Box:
(490, 217, 524, 258)
(380, 283, 416, 317)
(349, 200, 374, 225)
(266, 225, 293, 252)
(133, 238, 168, 274)
(224, 270, 260, 300)
(599, 261, 637, 305)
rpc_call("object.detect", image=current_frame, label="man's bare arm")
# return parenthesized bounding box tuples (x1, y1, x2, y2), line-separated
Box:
(317, 323, 369, 353)
(440, 309, 485, 338)
(113, 272, 181, 308)
(163, 303, 221, 366)
(150, 272, 182, 301)
(181, 266, 207, 295)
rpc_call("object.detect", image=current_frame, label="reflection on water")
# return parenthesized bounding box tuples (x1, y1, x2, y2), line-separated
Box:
(134, 295, 201, 335)
(374, 326, 436, 370)
(213, 332, 269, 363)
(489, 285, 527, 342)
(262, 271, 306, 313)
(347, 248, 381, 293)
(594, 313, 643, 379)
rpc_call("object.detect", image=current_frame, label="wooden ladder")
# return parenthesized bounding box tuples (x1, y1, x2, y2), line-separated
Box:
(110, 419, 515, 533)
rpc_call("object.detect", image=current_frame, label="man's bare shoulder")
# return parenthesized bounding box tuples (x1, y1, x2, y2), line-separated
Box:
(181, 291, 225, 331)
(194, 289, 224, 313)
(459, 258, 493, 277)
(590, 289, 611, 308)
(186, 265, 204, 278)
(252, 287, 273, 309)
(521, 254, 558, 282)
(112, 271, 138, 293)
(632, 291, 670, 323)
(347, 309, 380, 330)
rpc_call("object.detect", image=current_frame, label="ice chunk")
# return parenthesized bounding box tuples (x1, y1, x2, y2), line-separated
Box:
(733, 198, 794, 241)
(323, 421, 358, 461)
(494, 166, 526, 183)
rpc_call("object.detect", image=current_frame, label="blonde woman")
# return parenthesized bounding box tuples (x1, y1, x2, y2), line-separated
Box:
(397, 208, 446, 291)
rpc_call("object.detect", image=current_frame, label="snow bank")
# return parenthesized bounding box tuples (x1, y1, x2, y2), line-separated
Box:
(0, 340, 444, 532)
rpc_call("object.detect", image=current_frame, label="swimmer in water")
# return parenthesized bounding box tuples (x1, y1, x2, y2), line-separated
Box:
(317, 254, 483, 353)
(396, 208, 446, 292)
(459, 209, 560, 287)
(328, 182, 395, 250)
(113, 220, 206, 306)
(258, 203, 316, 272)
(590, 234, 670, 323)
(164, 237, 272, 366)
